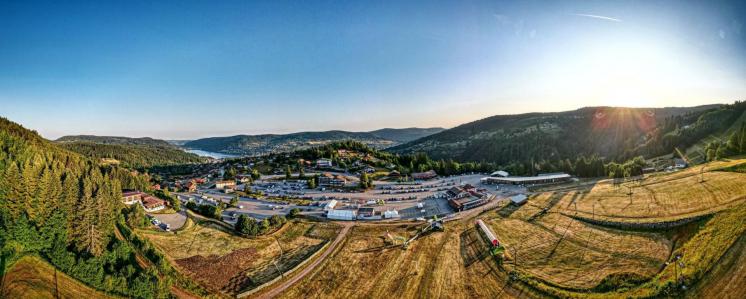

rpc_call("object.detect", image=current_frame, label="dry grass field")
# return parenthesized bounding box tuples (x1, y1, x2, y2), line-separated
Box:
(277, 221, 547, 299)
(141, 219, 340, 295)
(487, 200, 671, 289)
(687, 234, 746, 298)
(0, 256, 115, 299)
(546, 159, 746, 223)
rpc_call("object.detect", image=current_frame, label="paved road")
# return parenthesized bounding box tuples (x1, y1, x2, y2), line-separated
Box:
(254, 222, 353, 299)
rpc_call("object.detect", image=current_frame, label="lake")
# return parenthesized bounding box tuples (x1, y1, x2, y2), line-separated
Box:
(184, 149, 240, 159)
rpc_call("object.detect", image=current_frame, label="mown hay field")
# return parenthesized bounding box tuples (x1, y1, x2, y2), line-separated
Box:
(0, 256, 115, 299)
(141, 220, 340, 295)
(487, 198, 670, 289)
(278, 221, 547, 299)
(548, 159, 746, 223)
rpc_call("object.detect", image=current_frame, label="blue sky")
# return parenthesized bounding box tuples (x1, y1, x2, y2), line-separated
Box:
(1, 0, 745, 139)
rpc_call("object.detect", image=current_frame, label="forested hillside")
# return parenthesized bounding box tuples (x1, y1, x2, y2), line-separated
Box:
(184, 130, 391, 155)
(56, 135, 176, 148)
(0, 117, 170, 298)
(390, 103, 745, 173)
(184, 128, 444, 155)
(59, 141, 206, 169)
(369, 127, 444, 143)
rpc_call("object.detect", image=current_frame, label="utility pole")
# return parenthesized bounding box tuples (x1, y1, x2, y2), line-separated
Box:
(273, 236, 285, 278)
(700, 166, 706, 183)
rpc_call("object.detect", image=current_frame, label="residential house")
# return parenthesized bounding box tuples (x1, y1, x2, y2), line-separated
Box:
(319, 173, 346, 188)
(141, 196, 166, 212)
(122, 190, 145, 205)
(316, 158, 333, 168)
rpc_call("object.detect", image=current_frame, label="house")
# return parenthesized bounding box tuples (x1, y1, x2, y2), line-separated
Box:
(510, 194, 528, 206)
(236, 175, 252, 183)
(184, 180, 198, 193)
(122, 190, 145, 205)
(327, 209, 356, 221)
(150, 184, 161, 191)
(411, 170, 438, 180)
(141, 196, 166, 212)
(316, 158, 333, 168)
(215, 180, 236, 190)
(388, 170, 401, 178)
(318, 173, 346, 188)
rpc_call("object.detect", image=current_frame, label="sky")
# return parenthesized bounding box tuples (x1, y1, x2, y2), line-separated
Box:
(1, 0, 745, 140)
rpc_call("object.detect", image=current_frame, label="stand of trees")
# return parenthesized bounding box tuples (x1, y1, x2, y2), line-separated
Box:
(234, 214, 286, 236)
(0, 117, 168, 298)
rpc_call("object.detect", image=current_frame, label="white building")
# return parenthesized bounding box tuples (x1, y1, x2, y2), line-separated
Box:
(324, 199, 338, 211)
(316, 158, 333, 168)
(490, 170, 509, 177)
(327, 209, 356, 221)
(215, 180, 236, 190)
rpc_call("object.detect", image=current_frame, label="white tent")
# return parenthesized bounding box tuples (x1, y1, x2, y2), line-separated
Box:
(327, 209, 356, 221)
(324, 199, 338, 211)
(383, 210, 400, 219)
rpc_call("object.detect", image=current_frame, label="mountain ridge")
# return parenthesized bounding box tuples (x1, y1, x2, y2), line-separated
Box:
(182, 127, 445, 155)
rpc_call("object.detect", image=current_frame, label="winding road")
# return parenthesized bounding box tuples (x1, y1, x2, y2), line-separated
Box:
(253, 222, 353, 299)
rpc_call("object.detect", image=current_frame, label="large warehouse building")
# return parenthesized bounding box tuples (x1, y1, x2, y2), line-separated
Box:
(480, 172, 572, 185)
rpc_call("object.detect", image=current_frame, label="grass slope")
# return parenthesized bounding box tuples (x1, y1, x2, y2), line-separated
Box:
(140, 219, 338, 295)
(549, 159, 746, 224)
(1, 256, 116, 299)
(486, 192, 670, 289)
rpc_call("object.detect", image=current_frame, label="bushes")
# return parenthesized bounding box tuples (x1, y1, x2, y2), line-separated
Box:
(287, 208, 301, 219)
(235, 214, 286, 236)
(186, 203, 222, 219)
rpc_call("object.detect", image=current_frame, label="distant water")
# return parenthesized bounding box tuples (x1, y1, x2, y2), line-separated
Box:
(185, 149, 239, 159)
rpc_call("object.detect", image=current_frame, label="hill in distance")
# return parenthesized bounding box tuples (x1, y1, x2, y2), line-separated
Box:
(183, 127, 444, 156)
(56, 135, 206, 168)
(56, 135, 176, 148)
(389, 104, 742, 166)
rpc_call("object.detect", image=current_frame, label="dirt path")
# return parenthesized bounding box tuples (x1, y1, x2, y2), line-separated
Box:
(253, 222, 353, 299)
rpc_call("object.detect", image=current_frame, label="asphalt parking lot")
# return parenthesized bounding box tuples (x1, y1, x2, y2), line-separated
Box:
(148, 210, 187, 230)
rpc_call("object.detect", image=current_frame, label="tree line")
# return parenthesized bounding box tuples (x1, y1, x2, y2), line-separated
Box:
(0, 117, 169, 298)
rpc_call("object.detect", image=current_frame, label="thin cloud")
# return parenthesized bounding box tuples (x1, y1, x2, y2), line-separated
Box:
(573, 13, 622, 22)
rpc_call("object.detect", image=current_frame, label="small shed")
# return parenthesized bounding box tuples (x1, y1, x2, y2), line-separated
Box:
(510, 194, 528, 206)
